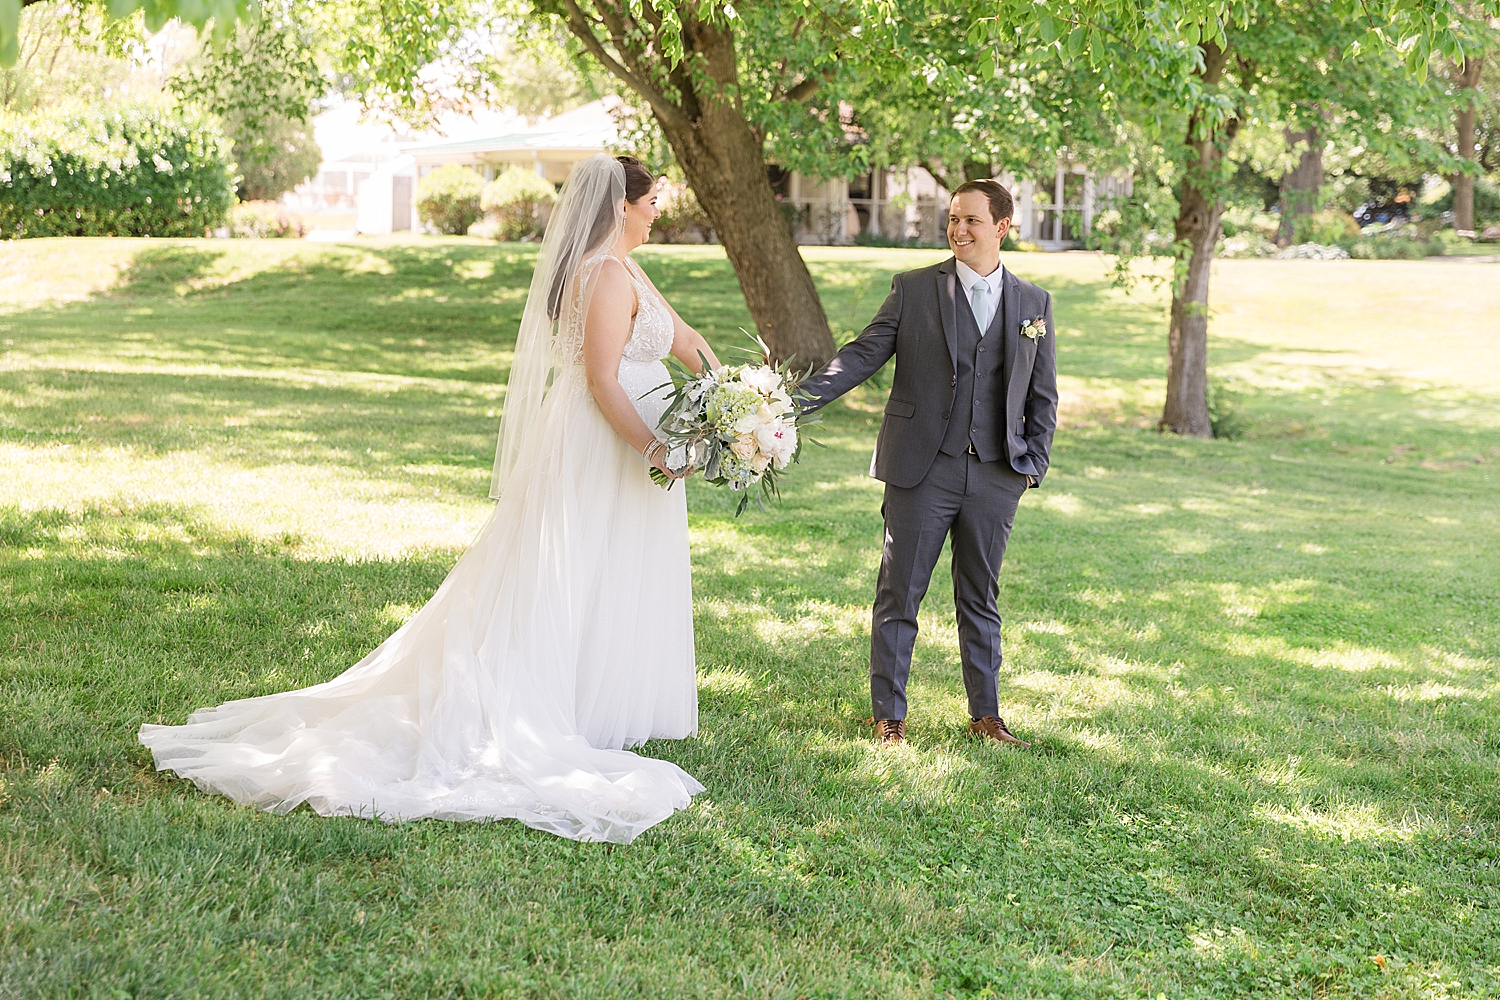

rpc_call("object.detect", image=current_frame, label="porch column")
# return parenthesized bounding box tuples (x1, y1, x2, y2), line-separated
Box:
(1054, 166, 1065, 243)
(1082, 173, 1095, 242)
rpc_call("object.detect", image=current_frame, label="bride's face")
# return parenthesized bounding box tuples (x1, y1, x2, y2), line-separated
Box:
(621, 186, 661, 246)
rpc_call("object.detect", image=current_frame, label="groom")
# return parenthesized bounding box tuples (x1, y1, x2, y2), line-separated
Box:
(799, 179, 1058, 748)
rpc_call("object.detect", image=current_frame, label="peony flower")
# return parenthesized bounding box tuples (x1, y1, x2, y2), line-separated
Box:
(730, 434, 757, 459)
(733, 401, 777, 435)
(751, 452, 772, 473)
(738, 366, 782, 395)
(753, 419, 797, 468)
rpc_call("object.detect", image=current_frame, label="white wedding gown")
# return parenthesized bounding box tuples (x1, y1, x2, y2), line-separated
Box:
(139, 255, 702, 843)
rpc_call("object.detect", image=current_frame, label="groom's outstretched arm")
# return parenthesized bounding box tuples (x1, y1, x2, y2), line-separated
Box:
(1021, 292, 1059, 486)
(797, 277, 904, 414)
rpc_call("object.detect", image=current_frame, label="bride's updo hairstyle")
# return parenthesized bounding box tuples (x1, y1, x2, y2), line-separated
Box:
(617, 155, 655, 203)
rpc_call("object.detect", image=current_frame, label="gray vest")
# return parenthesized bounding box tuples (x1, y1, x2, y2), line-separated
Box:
(939, 289, 1006, 460)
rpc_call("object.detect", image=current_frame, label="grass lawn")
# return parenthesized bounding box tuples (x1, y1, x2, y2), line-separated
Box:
(2, 237, 1498, 999)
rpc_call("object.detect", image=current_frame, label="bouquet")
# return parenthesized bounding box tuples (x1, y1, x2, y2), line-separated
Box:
(649, 336, 820, 514)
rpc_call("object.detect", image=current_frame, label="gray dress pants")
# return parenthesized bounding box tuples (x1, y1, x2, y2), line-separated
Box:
(871, 450, 1030, 721)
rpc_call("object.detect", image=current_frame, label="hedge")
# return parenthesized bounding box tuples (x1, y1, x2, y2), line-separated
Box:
(480, 166, 557, 241)
(0, 104, 237, 239)
(416, 165, 484, 236)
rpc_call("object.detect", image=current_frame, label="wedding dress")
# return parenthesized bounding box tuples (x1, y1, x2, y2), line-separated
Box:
(139, 155, 702, 843)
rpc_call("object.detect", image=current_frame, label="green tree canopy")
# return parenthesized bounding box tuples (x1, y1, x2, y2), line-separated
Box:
(973, 0, 1500, 435)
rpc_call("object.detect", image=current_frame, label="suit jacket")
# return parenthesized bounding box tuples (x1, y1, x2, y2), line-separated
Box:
(800, 257, 1058, 490)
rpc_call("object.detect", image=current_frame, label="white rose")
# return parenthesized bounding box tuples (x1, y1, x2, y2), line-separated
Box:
(750, 452, 772, 473)
(730, 434, 757, 459)
(738, 366, 782, 395)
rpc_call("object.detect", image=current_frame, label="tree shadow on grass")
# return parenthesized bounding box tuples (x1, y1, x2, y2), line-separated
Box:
(0, 365, 499, 480)
(113, 245, 229, 294)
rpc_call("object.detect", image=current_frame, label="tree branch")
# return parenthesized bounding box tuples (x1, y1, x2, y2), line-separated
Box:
(783, 66, 835, 103)
(557, 0, 693, 133)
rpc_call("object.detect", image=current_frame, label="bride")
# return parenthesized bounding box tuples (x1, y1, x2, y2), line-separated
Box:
(140, 154, 721, 843)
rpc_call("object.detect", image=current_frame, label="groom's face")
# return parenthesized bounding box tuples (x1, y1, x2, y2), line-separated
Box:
(947, 192, 1011, 271)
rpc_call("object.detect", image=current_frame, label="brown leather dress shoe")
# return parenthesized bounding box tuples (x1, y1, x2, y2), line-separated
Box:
(968, 716, 1031, 748)
(873, 719, 906, 746)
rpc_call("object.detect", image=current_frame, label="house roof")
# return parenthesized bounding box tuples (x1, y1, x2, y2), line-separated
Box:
(407, 127, 610, 157)
(406, 99, 617, 159)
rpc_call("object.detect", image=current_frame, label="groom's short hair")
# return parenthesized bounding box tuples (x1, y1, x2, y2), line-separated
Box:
(951, 179, 1013, 224)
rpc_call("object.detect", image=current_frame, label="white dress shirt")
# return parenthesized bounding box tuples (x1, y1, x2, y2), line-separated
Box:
(955, 260, 1004, 334)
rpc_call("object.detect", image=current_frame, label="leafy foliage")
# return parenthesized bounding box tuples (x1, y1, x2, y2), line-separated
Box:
(416, 165, 485, 236)
(226, 112, 320, 202)
(479, 166, 557, 241)
(0, 102, 235, 238)
(1, 0, 255, 68)
(168, 3, 324, 202)
(1428, 175, 1500, 224)
(0, 3, 157, 112)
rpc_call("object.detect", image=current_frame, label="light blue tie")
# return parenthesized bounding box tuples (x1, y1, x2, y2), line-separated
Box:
(970, 280, 989, 336)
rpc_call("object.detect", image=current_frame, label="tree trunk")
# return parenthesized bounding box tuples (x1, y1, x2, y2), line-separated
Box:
(1450, 56, 1485, 234)
(656, 20, 833, 367)
(557, 3, 835, 368)
(1161, 40, 1236, 438)
(1275, 124, 1322, 246)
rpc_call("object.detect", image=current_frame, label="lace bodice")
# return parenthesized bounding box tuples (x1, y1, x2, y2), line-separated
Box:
(620, 257, 673, 364)
(556, 253, 673, 368)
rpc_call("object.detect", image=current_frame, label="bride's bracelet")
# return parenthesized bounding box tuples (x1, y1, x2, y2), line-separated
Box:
(642, 439, 666, 464)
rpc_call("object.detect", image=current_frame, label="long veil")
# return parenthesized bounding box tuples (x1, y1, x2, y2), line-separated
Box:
(490, 153, 626, 498)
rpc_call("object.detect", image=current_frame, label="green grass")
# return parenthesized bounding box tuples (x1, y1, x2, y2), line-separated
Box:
(2, 236, 1498, 999)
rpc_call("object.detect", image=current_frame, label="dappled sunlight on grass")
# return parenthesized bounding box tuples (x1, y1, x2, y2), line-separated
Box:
(1254, 800, 1450, 844)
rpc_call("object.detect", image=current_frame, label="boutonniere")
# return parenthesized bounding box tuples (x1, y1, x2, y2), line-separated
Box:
(1021, 316, 1047, 341)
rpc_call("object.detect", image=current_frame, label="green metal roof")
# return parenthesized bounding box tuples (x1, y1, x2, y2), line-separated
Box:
(407, 129, 608, 156)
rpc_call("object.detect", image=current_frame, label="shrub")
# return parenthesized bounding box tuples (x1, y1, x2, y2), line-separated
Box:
(652, 181, 713, 243)
(229, 200, 305, 238)
(231, 115, 321, 203)
(415, 165, 484, 235)
(479, 167, 557, 241)
(1207, 377, 1248, 440)
(0, 103, 236, 239)
(1218, 232, 1276, 258)
(1274, 242, 1350, 260)
(1349, 223, 1441, 259)
(1291, 209, 1361, 248)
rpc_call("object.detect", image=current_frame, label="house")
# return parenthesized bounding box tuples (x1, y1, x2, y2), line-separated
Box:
(292, 98, 1130, 246)
(284, 99, 541, 235)
(405, 100, 618, 187)
(344, 101, 614, 236)
(775, 162, 1133, 250)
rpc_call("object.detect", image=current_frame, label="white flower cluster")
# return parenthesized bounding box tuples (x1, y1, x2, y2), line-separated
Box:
(655, 360, 806, 504)
(702, 366, 798, 484)
(1274, 242, 1350, 260)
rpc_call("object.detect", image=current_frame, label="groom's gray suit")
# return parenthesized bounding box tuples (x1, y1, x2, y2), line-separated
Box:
(800, 257, 1058, 722)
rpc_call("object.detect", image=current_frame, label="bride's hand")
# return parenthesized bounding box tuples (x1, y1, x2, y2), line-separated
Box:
(645, 441, 689, 480)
